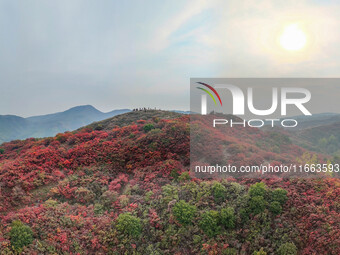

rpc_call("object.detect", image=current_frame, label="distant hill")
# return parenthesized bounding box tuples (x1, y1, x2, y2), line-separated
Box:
(285, 113, 340, 130)
(171, 110, 192, 114)
(290, 121, 340, 155)
(0, 105, 130, 143)
(0, 115, 28, 143)
(262, 113, 340, 156)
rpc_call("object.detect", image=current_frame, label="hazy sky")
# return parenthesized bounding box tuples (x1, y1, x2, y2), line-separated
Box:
(0, 0, 339, 116)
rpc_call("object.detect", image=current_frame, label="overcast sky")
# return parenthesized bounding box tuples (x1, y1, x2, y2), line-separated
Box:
(0, 0, 339, 117)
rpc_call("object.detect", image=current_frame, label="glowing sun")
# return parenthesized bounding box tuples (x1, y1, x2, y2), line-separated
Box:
(279, 24, 307, 51)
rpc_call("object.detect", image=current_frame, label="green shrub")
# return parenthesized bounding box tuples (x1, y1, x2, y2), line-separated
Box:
(172, 200, 197, 225)
(220, 207, 235, 229)
(56, 134, 67, 143)
(277, 242, 297, 255)
(169, 169, 180, 180)
(225, 182, 244, 199)
(193, 235, 201, 244)
(145, 244, 162, 255)
(100, 190, 118, 207)
(249, 196, 266, 215)
(94, 203, 104, 215)
(75, 187, 95, 203)
(269, 201, 282, 215)
(271, 188, 288, 205)
(94, 124, 103, 131)
(119, 195, 129, 207)
(239, 208, 249, 224)
(116, 213, 142, 238)
(253, 248, 267, 255)
(9, 220, 34, 252)
(222, 248, 238, 255)
(178, 171, 191, 182)
(0, 148, 4, 154)
(130, 184, 141, 195)
(44, 199, 58, 208)
(144, 190, 154, 202)
(211, 182, 227, 202)
(161, 184, 178, 205)
(199, 210, 221, 237)
(143, 123, 155, 132)
(249, 182, 267, 197)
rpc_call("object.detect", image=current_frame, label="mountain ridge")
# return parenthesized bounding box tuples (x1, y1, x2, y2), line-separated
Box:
(0, 105, 131, 143)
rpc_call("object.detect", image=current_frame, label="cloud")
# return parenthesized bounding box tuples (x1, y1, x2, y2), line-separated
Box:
(204, 0, 340, 76)
(0, 0, 339, 116)
(147, 0, 210, 51)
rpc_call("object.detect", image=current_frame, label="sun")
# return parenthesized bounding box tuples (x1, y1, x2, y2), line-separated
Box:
(279, 24, 307, 51)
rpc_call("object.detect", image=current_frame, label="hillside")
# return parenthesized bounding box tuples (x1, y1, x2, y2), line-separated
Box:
(283, 113, 340, 130)
(0, 105, 130, 143)
(0, 111, 339, 254)
(266, 113, 340, 158)
(262, 113, 340, 159)
(290, 122, 340, 156)
(82, 110, 183, 131)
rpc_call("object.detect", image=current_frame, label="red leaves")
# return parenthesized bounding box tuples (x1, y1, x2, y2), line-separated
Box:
(0, 115, 339, 254)
(109, 173, 129, 192)
(149, 209, 162, 229)
(62, 159, 71, 167)
(91, 237, 100, 249)
(54, 170, 65, 179)
(56, 183, 77, 199)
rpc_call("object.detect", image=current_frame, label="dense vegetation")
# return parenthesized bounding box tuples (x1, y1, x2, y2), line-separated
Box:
(0, 111, 339, 254)
(294, 122, 340, 157)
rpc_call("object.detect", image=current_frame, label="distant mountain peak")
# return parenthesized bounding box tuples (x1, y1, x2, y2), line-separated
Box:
(66, 105, 100, 113)
(0, 106, 131, 144)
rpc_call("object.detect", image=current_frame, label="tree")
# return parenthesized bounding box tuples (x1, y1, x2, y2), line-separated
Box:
(172, 200, 197, 225)
(277, 242, 297, 255)
(249, 196, 266, 215)
(249, 182, 267, 197)
(9, 220, 34, 252)
(143, 123, 155, 132)
(220, 207, 235, 229)
(199, 210, 221, 237)
(271, 188, 288, 205)
(269, 201, 282, 215)
(296, 151, 318, 165)
(116, 213, 142, 238)
(212, 182, 227, 203)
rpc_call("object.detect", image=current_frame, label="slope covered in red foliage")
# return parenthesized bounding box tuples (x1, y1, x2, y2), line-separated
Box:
(0, 111, 339, 254)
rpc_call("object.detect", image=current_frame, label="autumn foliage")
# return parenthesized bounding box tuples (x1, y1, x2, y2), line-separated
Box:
(0, 112, 338, 254)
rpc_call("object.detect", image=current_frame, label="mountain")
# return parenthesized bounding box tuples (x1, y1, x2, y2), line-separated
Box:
(0, 110, 338, 254)
(0, 105, 130, 144)
(171, 110, 192, 114)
